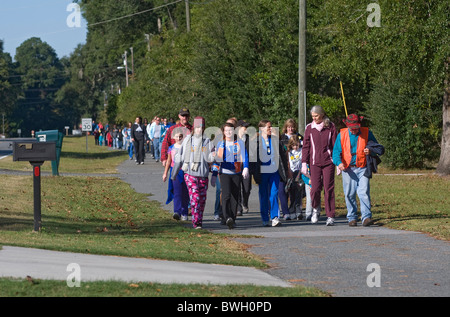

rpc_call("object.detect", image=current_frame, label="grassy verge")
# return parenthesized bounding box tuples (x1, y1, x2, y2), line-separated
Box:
(0, 135, 127, 174)
(0, 175, 264, 267)
(333, 172, 449, 241)
(0, 278, 328, 297)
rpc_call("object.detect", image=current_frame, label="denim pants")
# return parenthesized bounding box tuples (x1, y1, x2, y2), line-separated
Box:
(153, 138, 161, 160)
(258, 172, 280, 222)
(342, 166, 371, 222)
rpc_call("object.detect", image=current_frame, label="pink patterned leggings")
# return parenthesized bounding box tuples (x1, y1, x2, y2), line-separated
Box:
(184, 174, 209, 228)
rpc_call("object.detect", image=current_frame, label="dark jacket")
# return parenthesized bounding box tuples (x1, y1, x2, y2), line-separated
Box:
(364, 140, 385, 178)
(250, 135, 288, 184)
(131, 123, 148, 142)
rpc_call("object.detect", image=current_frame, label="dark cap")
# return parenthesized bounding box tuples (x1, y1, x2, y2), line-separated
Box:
(237, 119, 250, 127)
(179, 107, 190, 116)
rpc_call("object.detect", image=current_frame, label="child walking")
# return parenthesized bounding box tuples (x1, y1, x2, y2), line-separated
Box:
(162, 127, 189, 221)
(173, 117, 215, 229)
(286, 137, 304, 220)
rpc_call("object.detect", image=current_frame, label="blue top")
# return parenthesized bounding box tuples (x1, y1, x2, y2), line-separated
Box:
(216, 139, 249, 174)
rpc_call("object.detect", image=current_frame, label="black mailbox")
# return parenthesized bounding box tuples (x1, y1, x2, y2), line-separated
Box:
(13, 141, 56, 162)
(12, 141, 57, 232)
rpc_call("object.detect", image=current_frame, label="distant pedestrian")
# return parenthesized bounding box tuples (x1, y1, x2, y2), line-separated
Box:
(131, 117, 148, 165)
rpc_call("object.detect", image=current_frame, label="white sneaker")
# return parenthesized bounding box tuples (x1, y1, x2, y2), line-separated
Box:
(311, 209, 320, 224)
(272, 217, 281, 227)
(325, 217, 335, 226)
(181, 215, 188, 221)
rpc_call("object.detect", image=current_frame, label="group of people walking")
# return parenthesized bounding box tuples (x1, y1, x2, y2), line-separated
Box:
(142, 105, 383, 230)
(93, 117, 175, 165)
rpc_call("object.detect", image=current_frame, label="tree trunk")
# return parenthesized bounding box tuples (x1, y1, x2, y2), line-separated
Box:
(436, 57, 450, 176)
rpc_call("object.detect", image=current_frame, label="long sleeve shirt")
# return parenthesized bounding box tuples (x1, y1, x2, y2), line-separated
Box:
(302, 122, 337, 167)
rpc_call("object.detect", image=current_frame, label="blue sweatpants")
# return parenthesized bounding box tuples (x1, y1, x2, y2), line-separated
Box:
(258, 172, 280, 222)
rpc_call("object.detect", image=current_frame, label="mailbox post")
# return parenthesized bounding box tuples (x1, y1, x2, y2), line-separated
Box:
(13, 141, 56, 232)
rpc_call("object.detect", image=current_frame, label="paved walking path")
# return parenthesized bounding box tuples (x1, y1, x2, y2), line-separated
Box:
(1, 154, 449, 296)
(118, 157, 449, 297)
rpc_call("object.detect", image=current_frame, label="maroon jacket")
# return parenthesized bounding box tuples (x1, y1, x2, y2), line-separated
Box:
(302, 122, 337, 167)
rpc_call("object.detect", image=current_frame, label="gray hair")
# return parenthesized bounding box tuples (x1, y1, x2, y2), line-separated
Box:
(310, 105, 331, 127)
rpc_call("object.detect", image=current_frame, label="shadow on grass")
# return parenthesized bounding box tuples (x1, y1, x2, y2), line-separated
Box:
(0, 208, 196, 237)
(60, 150, 127, 160)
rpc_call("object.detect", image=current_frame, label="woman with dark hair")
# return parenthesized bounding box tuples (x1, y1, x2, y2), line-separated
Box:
(251, 120, 288, 227)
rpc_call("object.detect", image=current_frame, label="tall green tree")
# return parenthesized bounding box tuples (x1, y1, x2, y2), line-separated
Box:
(0, 40, 18, 135)
(11, 37, 66, 136)
(309, 0, 449, 168)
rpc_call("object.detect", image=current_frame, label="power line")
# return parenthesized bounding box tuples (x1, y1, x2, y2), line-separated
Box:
(88, 0, 183, 28)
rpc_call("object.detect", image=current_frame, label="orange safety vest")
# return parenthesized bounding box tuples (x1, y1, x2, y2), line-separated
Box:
(340, 127, 368, 168)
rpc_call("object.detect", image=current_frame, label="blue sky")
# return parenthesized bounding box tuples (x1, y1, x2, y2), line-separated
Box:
(0, 0, 87, 60)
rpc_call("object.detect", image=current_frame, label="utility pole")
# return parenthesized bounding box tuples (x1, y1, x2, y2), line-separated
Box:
(298, 0, 307, 133)
(124, 50, 129, 87)
(130, 47, 134, 78)
(185, 0, 191, 32)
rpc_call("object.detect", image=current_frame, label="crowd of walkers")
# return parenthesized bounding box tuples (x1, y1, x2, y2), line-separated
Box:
(95, 105, 384, 230)
(91, 117, 175, 164)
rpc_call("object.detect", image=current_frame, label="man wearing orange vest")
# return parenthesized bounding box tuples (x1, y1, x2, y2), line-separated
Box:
(332, 114, 378, 227)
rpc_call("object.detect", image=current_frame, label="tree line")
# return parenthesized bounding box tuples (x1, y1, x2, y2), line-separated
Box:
(0, 0, 448, 172)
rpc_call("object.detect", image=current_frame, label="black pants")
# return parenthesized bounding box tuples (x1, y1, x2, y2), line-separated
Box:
(220, 173, 242, 221)
(237, 173, 252, 212)
(134, 138, 145, 163)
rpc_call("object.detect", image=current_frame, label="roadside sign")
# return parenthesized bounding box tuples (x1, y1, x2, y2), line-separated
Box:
(82, 118, 92, 132)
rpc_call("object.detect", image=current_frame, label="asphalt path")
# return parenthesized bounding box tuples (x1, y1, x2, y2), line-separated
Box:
(118, 156, 450, 297)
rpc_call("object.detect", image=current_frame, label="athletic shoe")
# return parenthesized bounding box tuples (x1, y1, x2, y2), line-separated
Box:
(272, 217, 281, 227)
(349, 220, 357, 227)
(181, 215, 188, 221)
(283, 214, 291, 221)
(226, 217, 235, 229)
(173, 213, 180, 220)
(311, 209, 320, 224)
(325, 217, 335, 226)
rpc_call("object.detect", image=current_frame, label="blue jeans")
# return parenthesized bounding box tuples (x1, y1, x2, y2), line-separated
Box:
(153, 138, 161, 160)
(258, 172, 280, 222)
(342, 167, 371, 222)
